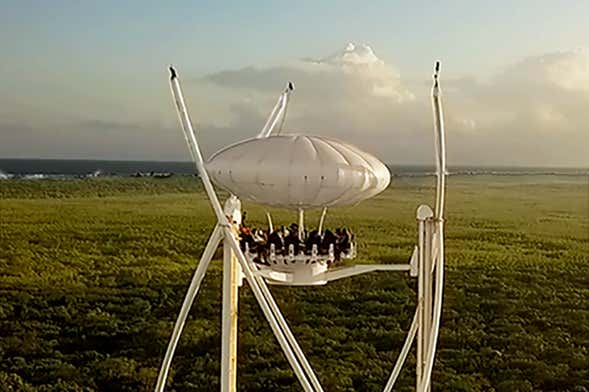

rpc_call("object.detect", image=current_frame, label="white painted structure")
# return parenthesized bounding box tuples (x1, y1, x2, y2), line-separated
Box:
(206, 134, 391, 210)
(155, 62, 447, 392)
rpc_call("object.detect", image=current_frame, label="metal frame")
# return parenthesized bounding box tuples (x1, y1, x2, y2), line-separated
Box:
(257, 82, 294, 139)
(155, 62, 446, 392)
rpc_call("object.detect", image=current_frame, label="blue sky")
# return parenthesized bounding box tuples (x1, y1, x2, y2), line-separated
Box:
(4, 0, 588, 75)
(1, 1, 589, 166)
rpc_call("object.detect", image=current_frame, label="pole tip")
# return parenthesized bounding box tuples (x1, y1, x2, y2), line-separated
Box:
(169, 66, 177, 80)
(433, 61, 441, 89)
(287, 81, 295, 91)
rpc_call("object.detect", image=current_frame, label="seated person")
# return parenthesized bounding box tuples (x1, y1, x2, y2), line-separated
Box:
(321, 229, 336, 255)
(253, 228, 267, 244)
(240, 225, 254, 251)
(267, 230, 284, 255)
(306, 230, 322, 255)
(284, 228, 300, 255)
(337, 227, 351, 254)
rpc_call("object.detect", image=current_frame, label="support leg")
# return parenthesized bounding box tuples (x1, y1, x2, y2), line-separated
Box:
(416, 218, 426, 390)
(255, 272, 323, 391)
(383, 309, 419, 392)
(420, 221, 445, 392)
(416, 205, 434, 391)
(424, 220, 433, 346)
(420, 220, 434, 392)
(418, 61, 446, 392)
(155, 225, 223, 392)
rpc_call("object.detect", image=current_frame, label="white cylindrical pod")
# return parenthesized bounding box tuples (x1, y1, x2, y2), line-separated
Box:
(206, 134, 391, 210)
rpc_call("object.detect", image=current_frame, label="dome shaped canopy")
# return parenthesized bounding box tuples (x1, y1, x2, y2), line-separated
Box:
(205, 134, 390, 210)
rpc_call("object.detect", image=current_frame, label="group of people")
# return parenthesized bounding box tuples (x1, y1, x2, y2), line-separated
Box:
(238, 219, 354, 264)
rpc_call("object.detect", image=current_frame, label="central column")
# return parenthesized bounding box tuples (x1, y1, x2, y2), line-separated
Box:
(221, 238, 239, 392)
(221, 196, 242, 392)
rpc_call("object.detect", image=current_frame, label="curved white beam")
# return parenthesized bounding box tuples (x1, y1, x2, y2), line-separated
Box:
(421, 223, 444, 392)
(155, 225, 223, 392)
(166, 68, 317, 392)
(257, 82, 294, 138)
(157, 67, 235, 392)
(432, 61, 446, 220)
(169, 67, 229, 225)
(419, 61, 447, 392)
(383, 309, 419, 392)
(254, 271, 324, 391)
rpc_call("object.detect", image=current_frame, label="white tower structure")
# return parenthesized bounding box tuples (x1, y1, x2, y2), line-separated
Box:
(155, 61, 447, 392)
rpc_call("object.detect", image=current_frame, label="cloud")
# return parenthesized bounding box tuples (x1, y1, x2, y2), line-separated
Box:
(2, 44, 588, 167)
(444, 50, 589, 166)
(205, 43, 412, 101)
(193, 43, 426, 163)
(193, 45, 589, 167)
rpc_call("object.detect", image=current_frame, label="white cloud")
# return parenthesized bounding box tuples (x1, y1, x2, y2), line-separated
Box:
(2, 44, 588, 167)
(182, 45, 589, 167)
(443, 50, 589, 166)
(319, 43, 385, 66)
(499, 50, 589, 92)
(190, 43, 424, 162)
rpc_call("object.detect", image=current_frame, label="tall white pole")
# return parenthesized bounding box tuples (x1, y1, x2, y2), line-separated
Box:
(167, 67, 314, 392)
(420, 219, 434, 392)
(257, 82, 294, 139)
(424, 219, 433, 357)
(420, 61, 447, 392)
(221, 238, 240, 392)
(221, 198, 242, 392)
(416, 217, 425, 389)
(162, 67, 234, 392)
(432, 61, 446, 221)
(424, 221, 433, 335)
(169, 67, 229, 226)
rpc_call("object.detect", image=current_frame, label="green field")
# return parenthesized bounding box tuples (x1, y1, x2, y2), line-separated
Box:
(1, 176, 588, 391)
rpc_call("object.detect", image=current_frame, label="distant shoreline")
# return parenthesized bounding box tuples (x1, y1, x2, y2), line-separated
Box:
(0, 158, 587, 179)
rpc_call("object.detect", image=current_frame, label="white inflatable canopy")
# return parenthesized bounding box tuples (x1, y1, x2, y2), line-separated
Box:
(206, 134, 390, 210)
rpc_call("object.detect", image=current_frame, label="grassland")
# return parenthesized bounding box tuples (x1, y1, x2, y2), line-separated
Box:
(0, 175, 588, 391)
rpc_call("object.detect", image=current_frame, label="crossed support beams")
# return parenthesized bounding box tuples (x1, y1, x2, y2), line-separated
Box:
(156, 62, 446, 391)
(157, 68, 321, 392)
(154, 219, 323, 392)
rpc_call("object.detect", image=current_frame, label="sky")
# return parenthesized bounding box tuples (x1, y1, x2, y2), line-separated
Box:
(1, 0, 588, 167)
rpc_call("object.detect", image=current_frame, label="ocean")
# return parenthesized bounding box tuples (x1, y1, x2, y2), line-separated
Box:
(0, 158, 586, 179)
